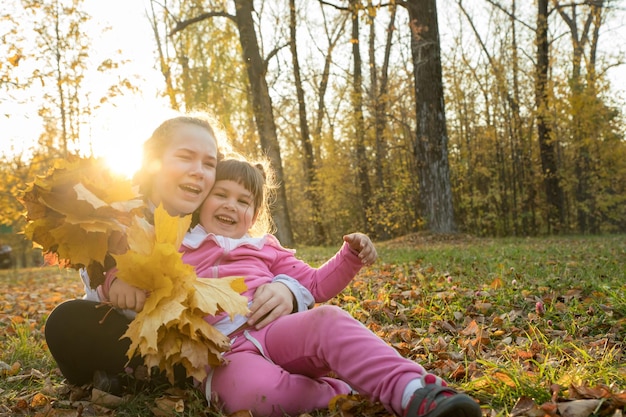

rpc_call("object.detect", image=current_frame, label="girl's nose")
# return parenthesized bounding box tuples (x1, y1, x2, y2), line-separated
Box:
(222, 199, 236, 211)
(189, 159, 204, 177)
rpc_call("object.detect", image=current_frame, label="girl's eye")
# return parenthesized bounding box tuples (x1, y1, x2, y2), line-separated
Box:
(203, 161, 216, 168)
(238, 200, 250, 206)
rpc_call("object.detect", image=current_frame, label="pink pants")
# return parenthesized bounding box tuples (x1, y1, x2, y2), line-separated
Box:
(208, 305, 428, 416)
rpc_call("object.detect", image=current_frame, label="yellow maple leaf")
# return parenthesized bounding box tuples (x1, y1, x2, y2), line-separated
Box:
(192, 277, 249, 319)
(23, 217, 62, 251)
(116, 205, 249, 383)
(178, 311, 232, 354)
(124, 215, 155, 255)
(50, 224, 109, 268)
(114, 245, 180, 293)
(154, 204, 191, 248)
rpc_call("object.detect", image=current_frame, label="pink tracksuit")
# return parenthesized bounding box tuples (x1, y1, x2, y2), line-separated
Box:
(181, 226, 429, 417)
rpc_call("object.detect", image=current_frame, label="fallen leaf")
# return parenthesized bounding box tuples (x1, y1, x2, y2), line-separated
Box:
(152, 395, 185, 416)
(557, 399, 602, 417)
(30, 392, 49, 408)
(510, 396, 545, 417)
(228, 411, 253, 417)
(91, 388, 124, 408)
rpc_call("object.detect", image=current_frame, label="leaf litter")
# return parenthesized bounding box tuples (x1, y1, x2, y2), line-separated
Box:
(3, 222, 626, 416)
(2, 243, 626, 417)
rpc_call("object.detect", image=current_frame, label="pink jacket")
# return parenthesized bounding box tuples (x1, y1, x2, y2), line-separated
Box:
(181, 225, 364, 327)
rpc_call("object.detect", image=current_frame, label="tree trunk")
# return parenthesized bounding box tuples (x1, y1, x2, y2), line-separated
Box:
(349, 0, 372, 233)
(404, 0, 456, 233)
(289, 0, 325, 244)
(368, 1, 395, 240)
(554, 0, 605, 233)
(232, 0, 294, 245)
(536, 0, 565, 233)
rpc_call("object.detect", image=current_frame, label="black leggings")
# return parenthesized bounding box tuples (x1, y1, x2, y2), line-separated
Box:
(44, 299, 138, 385)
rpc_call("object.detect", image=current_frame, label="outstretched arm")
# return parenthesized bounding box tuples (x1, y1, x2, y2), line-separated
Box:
(343, 233, 377, 266)
(267, 232, 378, 303)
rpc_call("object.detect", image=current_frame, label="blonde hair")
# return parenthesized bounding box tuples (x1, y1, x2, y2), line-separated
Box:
(214, 158, 276, 237)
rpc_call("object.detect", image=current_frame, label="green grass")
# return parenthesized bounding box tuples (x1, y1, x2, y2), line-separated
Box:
(312, 234, 626, 415)
(1, 235, 625, 416)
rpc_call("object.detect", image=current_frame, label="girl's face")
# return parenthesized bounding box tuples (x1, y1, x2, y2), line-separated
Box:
(200, 179, 256, 239)
(150, 123, 218, 216)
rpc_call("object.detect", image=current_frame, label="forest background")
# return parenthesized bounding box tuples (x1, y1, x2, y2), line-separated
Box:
(1, 0, 625, 267)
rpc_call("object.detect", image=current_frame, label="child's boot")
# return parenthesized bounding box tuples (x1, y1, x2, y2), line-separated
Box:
(404, 374, 481, 417)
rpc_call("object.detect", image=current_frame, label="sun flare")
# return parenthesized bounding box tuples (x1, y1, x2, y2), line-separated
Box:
(101, 147, 142, 180)
(87, 117, 145, 180)
(85, 104, 178, 180)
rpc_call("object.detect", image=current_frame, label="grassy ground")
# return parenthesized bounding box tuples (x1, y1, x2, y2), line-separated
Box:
(1, 234, 625, 416)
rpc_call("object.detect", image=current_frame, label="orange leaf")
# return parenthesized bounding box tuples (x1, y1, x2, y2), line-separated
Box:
(30, 392, 49, 408)
(461, 320, 480, 336)
(491, 276, 503, 289)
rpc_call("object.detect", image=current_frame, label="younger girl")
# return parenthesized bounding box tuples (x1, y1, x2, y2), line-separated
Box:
(180, 159, 482, 417)
(44, 115, 311, 392)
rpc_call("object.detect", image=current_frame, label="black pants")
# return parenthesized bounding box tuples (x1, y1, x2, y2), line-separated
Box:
(45, 299, 189, 386)
(44, 299, 138, 385)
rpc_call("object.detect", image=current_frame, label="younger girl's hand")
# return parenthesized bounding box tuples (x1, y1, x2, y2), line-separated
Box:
(108, 278, 147, 312)
(247, 282, 294, 329)
(343, 233, 377, 266)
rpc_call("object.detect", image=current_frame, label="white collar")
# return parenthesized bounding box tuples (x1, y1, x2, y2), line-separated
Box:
(183, 224, 272, 250)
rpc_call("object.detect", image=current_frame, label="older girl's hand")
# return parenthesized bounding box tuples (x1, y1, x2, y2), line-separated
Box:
(108, 278, 147, 312)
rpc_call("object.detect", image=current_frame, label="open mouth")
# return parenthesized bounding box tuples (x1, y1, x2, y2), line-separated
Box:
(180, 184, 201, 194)
(216, 215, 236, 225)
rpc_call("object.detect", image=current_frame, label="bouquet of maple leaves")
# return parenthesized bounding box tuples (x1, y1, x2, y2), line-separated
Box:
(20, 156, 249, 383)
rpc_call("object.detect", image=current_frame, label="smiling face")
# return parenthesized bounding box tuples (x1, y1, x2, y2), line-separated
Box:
(199, 179, 257, 238)
(149, 123, 218, 216)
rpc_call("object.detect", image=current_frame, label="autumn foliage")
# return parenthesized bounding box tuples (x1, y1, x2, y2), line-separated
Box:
(18, 156, 249, 383)
(19, 156, 144, 287)
(1, 234, 626, 416)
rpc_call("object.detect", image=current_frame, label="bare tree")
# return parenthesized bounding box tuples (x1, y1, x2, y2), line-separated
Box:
(368, 1, 396, 240)
(402, 0, 456, 233)
(348, 0, 373, 233)
(289, 0, 325, 244)
(536, 0, 565, 232)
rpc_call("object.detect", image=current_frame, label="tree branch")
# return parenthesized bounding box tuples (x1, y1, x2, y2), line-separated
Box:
(264, 43, 291, 72)
(168, 11, 234, 36)
(483, 0, 536, 31)
(318, 0, 349, 11)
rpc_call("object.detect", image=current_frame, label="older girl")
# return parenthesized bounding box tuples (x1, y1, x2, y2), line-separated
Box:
(44, 115, 312, 392)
